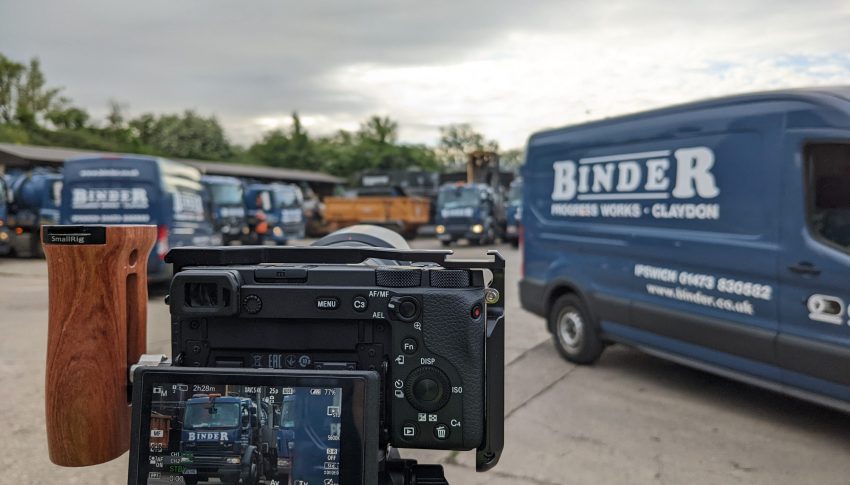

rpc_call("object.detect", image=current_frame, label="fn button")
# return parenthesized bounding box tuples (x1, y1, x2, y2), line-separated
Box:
(401, 338, 418, 355)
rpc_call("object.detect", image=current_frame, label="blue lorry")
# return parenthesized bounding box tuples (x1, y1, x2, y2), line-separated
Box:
(435, 183, 501, 246)
(61, 156, 218, 282)
(520, 87, 850, 411)
(201, 175, 248, 245)
(4, 170, 63, 258)
(243, 183, 305, 245)
(0, 176, 10, 255)
(179, 394, 280, 485)
(504, 178, 523, 247)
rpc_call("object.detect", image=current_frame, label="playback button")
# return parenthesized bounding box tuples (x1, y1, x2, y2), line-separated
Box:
(401, 422, 418, 441)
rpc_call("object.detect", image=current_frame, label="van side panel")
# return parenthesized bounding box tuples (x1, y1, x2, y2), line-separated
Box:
(523, 101, 803, 381)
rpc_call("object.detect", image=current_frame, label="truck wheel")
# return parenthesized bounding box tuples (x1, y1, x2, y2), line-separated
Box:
(29, 233, 44, 259)
(549, 294, 603, 364)
(440, 240, 451, 247)
(243, 453, 259, 485)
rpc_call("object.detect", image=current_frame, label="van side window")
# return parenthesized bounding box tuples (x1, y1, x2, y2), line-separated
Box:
(807, 143, 850, 252)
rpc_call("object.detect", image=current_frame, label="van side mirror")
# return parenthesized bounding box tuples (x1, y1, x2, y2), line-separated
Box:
(242, 415, 250, 427)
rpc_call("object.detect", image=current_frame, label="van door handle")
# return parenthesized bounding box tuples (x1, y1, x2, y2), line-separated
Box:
(788, 262, 821, 276)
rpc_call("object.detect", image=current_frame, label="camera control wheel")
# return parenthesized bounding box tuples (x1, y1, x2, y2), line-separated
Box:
(404, 366, 451, 412)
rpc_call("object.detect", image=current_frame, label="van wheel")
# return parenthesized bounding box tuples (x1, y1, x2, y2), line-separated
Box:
(549, 294, 603, 364)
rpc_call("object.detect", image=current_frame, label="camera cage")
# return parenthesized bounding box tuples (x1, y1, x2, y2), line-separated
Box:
(166, 245, 505, 472)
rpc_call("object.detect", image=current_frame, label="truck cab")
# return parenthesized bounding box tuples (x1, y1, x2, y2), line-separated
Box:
(201, 175, 248, 245)
(435, 183, 500, 246)
(5, 170, 62, 258)
(179, 394, 278, 485)
(274, 183, 306, 241)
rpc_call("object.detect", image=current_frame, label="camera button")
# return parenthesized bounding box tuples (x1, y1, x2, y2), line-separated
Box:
(352, 296, 368, 312)
(401, 422, 418, 440)
(433, 424, 450, 441)
(401, 338, 418, 355)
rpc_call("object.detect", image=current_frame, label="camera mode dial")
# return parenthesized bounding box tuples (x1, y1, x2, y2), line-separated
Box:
(404, 366, 451, 412)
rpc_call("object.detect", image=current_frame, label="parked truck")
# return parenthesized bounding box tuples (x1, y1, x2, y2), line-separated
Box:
(435, 151, 506, 246)
(243, 183, 305, 245)
(179, 393, 280, 485)
(201, 175, 248, 245)
(323, 185, 430, 238)
(4, 169, 63, 258)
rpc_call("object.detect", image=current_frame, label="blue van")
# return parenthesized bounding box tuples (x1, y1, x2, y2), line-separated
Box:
(201, 175, 248, 245)
(520, 87, 850, 410)
(61, 156, 218, 281)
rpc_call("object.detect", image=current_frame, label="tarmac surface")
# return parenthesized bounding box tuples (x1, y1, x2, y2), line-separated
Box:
(3, 238, 850, 484)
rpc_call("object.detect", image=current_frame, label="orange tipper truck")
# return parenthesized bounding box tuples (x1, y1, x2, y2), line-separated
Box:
(322, 186, 430, 238)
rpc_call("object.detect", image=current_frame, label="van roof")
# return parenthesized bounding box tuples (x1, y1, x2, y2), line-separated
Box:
(529, 86, 850, 146)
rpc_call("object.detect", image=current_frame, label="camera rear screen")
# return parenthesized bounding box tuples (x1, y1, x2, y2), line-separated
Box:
(144, 383, 343, 485)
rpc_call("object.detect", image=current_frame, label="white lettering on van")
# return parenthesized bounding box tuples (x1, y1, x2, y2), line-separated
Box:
(671, 147, 720, 199)
(551, 161, 576, 201)
(549, 147, 720, 202)
(548, 146, 721, 220)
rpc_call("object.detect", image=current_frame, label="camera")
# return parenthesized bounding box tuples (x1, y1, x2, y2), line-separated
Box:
(43, 224, 504, 485)
(163, 225, 505, 483)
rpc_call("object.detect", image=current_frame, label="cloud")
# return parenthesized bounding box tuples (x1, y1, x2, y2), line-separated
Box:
(1, 0, 849, 148)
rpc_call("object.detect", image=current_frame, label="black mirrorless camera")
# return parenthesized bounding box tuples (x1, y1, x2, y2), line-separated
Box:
(128, 226, 505, 485)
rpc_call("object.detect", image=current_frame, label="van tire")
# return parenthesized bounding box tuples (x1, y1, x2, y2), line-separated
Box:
(549, 294, 603, 364)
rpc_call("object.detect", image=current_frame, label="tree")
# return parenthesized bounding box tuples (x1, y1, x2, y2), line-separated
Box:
(358, 115, 398, 144)
(129, 110, 233, 160)
(0, 54, 25, 123)
(46, 97, 90, 130)
(15, 58, 61, 127)
(436, 123, 499, 169)
(247, 112, 318, 170)
(499, 148, 525, 169)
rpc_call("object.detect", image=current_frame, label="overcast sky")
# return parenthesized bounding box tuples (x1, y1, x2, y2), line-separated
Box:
(2, 0, 849, 148)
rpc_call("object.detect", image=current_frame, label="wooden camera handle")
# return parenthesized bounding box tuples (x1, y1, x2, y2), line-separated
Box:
(43, 225, 156, 467)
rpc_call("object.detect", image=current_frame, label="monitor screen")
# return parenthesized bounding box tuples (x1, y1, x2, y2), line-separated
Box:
(143, 382, 343, 485)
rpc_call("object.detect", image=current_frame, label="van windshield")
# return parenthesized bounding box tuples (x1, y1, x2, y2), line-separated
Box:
(807, 143, 850, 253)
(183, 402, 241, 429)
(438, 187, 480, 209)
(209, 183, 243, 206)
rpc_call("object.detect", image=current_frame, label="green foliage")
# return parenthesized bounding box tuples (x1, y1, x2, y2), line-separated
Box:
(130, 110, 233, 160)
(437, 123, 500, 169)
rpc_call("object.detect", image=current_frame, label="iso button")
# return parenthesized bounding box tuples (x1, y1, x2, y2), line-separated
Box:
(353, 296, 368, 312)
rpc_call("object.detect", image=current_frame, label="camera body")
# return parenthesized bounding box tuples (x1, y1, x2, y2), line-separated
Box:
(166, 245, 504, 469)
